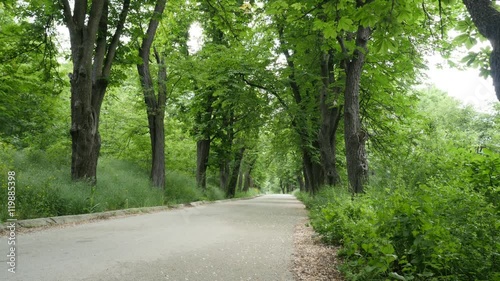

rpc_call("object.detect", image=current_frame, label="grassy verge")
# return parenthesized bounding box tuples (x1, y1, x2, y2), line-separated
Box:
(0, 146, 228, 223)
(234, 188, 261, 198)
(297, 185, 499, 281)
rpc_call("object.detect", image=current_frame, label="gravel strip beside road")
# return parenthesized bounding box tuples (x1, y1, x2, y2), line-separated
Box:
(292, 219, 344, 281)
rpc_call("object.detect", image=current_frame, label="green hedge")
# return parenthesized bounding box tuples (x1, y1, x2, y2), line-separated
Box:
(301, 184, 499, 281)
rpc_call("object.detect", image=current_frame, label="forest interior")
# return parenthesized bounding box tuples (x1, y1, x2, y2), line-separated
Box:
(0, 0, 499, 280)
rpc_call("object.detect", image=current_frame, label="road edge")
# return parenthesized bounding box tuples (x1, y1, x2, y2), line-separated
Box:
(0, 195, 261, 234)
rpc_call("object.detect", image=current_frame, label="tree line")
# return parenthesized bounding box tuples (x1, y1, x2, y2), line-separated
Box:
(1, 0, 499, 196)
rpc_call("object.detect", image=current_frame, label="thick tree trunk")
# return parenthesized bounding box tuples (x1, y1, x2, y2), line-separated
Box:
(302, 149, 322, 193)
(196, 139, 211, 190)
(462, 0, 500, 101)
(243, 171, 251, 192)
(61, 0, 129, 184)
(297, 174, 305, 192)
(136, 0, 167, 189)
(318, 50, 342, 186)
(237, 169, 243, 191)
(195, 90, 215, 190)
(242, 158, 256, 192)
(149, 107, 166, 188)
(70, 76, 101, 184)
(343, 25, 371, 194)
(219, 161, 229, 191)
(226, 147, 245, 198)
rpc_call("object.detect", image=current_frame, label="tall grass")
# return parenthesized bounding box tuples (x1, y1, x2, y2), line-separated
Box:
(0, 146, 226, 222)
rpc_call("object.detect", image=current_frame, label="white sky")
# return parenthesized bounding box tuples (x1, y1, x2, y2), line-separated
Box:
(421, 29, 498, 111)
(424, 53, 498, 111)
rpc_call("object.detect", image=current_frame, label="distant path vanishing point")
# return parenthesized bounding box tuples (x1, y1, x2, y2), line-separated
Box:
(0, 194, 306, 281)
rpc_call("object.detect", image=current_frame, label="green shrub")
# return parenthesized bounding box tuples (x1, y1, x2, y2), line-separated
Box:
(204, 184, 226, 201)
(234, 188, 261, 198)
(304, 184, 500, 281)
(164, 170, 204, 204)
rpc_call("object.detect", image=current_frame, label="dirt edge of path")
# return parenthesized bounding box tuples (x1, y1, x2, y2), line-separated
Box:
(292, 218, 344, 281)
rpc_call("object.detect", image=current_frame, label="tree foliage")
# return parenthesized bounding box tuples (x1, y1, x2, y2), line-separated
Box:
(0, 1, 499, 279)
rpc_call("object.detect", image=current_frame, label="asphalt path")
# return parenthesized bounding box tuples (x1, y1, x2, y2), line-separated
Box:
(0, 194, 306, 281)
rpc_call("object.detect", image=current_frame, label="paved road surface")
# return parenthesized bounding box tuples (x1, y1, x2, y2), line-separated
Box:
(1, 194, 306, 281)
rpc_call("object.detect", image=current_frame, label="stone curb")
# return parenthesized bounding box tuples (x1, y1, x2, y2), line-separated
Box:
(0, 195, 261, 233)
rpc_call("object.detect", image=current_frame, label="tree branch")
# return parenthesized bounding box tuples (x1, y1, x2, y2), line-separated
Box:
(463, 0, 500, 41)
(93, 0, 109, 80)
(277, 23, 302, 104)
(102, 0, 131, 77)
(87, 0, 105, 44)
(58, 0, 75, 33)
(73, 0, 88, 28)
(240, 74, 289, 110)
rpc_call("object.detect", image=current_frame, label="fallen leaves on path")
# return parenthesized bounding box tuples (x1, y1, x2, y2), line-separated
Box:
(292, 219, 344, 281)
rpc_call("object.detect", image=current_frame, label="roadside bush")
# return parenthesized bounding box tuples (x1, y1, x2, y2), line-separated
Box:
(305, 184, 500, 281)
(204, 184, 226, 201)
(234, 187, 261, 198)
(164, 170, 204, 204)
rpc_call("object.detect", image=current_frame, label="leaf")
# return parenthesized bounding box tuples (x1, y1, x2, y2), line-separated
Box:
(323, 25, 338, 39)
(290, 3, 303, 10)
(397, 9, 413, 22)
(337, 17, 353, 31)
(464, 36, 477, 49)
(453, 33, 470, 45)
(388, 272, 407, 281)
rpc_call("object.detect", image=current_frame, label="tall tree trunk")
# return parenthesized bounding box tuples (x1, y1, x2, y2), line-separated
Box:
(195, 91, 214, 190)
(297, 174, 305, 192)
(302, 149, 322, 193)
(242, 157, 257, 192)
(226, 147, 246, 198)
(343, 25, 371, 194)
(219, 161, 229, 191)
(70, 73, 101, 184)
(243, 171, 251, 192)
(136, 0, 167, 189)
(196, 139, 211, 190)
(60, 0, 130, 184)
(462, 0, 500, 101)
(237, 169, 243, 191)
(318, 50, 342, 186)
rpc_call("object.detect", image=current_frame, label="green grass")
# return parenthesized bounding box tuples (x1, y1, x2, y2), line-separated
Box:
(234, 188, 261, 198)
(0, 146, 226, 222)
(298, 184, 500, 281)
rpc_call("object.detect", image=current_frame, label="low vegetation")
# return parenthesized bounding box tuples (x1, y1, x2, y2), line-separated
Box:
(296, 90, 500, 280)
(298, 181, 499, 280)
(0, 145, 244, 222)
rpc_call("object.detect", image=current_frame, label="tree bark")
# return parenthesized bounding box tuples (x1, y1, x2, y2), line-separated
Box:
(226, 147, 245, 198)
(297, 174, 305, 192)
(60, 0, 130, 184)
(196, 139, 211, 190)
(343, 25, 371, 194)
(136, 0, 167, 189)
(302, 149, 322, 193)
(242, 157, 257, 192)
(195, 91, 214, 190)
(278, 24, 341, 193)
(219, 161, 229, 191)
(462, 0, 500, 101)
(237, 169, 243, 191)
(318, 50, 342, 186)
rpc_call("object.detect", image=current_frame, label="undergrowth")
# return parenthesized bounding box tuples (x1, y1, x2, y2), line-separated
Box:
(299, 183, 499, 281)
(0, 146, 228, 222)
